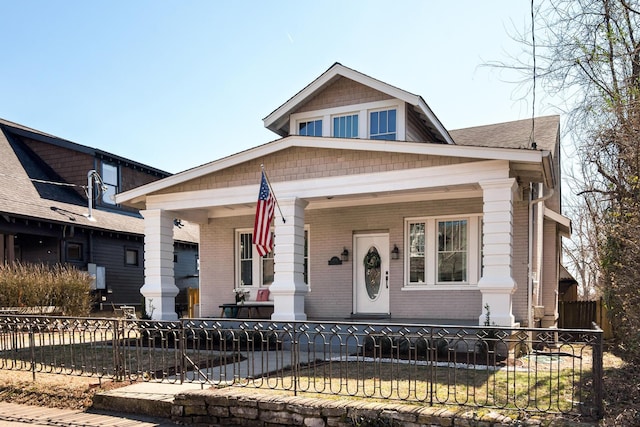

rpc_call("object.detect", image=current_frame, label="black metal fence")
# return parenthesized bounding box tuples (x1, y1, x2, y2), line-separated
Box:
(0, 315, 603, 418)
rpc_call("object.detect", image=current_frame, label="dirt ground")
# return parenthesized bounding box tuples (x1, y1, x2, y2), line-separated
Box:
(0, 371, 129, 410)
(0, 348, 637, 425)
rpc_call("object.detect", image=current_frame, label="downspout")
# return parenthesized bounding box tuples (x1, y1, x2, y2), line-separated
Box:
(528, 183, 554, 328)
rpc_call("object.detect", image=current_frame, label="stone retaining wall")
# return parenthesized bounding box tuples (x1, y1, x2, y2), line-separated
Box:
(171, 387, 553, 427)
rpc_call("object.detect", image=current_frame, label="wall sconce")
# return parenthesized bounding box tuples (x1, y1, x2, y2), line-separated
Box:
(391, 244, 400, 260)
(341, 247, 349, 262)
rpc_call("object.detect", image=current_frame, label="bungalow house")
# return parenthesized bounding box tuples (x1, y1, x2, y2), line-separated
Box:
(116, 63, 570, 327)
(0, 119, 199, 313)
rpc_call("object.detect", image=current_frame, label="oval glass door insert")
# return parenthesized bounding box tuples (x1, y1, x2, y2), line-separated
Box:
(363, 246, 381, 300)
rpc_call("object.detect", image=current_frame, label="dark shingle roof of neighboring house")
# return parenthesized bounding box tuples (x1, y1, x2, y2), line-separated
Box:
(0, 119, 198, 244)
(450, 115, 559, 152)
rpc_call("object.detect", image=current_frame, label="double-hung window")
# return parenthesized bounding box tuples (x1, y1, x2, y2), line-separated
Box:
(405, 216, 481, 287)
(299, 119, 322, 136)
(101, 163, 118, 205)
(437, 220, 468, 282)
(369, 109, 396, 140)
(333, 114, 358, 138)
(237, 229, 309, 289)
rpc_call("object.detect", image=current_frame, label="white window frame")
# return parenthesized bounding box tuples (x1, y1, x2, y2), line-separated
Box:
(235, 227, 310, 290)
(368, 107, 398, 140)
(297, 117, 324, 137)
(332, 112, 359, 138)
(289, 99, 405, 140)
(403, 214, 482, 290)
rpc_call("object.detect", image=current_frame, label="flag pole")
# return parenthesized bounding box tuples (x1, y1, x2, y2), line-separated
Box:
(261, 164, 286, 223)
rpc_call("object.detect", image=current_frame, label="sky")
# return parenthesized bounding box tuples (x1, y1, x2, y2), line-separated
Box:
(0, 1, 548, 174)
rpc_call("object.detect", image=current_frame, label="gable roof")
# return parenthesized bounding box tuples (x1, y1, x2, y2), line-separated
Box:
(0, 118, 170, 177)
(263, 62, 455, 145)
(0, 120, 198, 243)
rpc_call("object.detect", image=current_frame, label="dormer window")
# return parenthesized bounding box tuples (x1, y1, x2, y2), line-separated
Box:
(370, 109, 396, 140)
(332, 114, 359, 138)
(299, 119, 322, 136)
(290, 101, 404, 141)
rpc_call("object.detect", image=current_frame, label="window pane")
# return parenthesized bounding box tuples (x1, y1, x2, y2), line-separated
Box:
(370, 109, 396, 140)
(370, 111, 378, 134)
(102, 164, 117, 185)
(67, 243, 83, 261)
(261, 235, 275, 286)
(379, 110, 387, 133)
(333, 114, 358, 138)
(437, 220, 468, 282)
(240, 233, 253, 286)
(125, 249, 138, 266)
(300, 120, 322, 136)
(102, 184, 116, 205)
(409, 222, 425, 283)
(262, 257, 274, 286)
(388, 109, 396, 132)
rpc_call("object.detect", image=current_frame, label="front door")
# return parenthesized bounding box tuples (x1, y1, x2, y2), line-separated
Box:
(353, 233, 390, 315)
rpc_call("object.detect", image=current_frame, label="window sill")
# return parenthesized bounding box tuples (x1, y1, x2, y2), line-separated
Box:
(402, 284, 478, 291)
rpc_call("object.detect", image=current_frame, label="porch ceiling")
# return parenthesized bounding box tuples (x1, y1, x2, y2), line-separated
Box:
(169, 183, 482, 221)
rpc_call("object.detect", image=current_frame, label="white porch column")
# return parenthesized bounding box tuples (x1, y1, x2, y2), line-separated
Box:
(270, 197, 308, 321)
(140, 209, 179, 320)
(478, 178, 518, 327)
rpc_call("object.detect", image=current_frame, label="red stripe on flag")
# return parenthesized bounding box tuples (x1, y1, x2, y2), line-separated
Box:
(253, 172, 275, 257)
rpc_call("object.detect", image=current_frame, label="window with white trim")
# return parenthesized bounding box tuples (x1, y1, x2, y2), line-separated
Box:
(369, 109, 396, 140)
(236, 229, 309, 288)
(405, 215, 481, 286)
(437, 220, 467, 282)
(289, 99, 404, 141)
(332, 114, 358, 138)
(299, 119, 322, 136)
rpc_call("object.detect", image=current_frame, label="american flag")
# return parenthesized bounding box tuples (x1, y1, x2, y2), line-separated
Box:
(253, 171, 275, 257)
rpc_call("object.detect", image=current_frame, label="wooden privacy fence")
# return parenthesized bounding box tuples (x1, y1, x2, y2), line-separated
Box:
(559, 298, 612, 338)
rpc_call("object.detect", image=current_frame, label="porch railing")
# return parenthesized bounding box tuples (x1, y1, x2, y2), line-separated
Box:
(0, 315, 603, 419)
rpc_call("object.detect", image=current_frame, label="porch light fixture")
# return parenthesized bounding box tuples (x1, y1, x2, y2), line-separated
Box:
(391, 244, 400, 260)
(341, 247, 349, 262)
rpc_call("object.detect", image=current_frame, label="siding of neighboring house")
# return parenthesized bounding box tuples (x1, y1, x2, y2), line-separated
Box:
(21, 136, 167, 214)
(118, 160, 165, 192)
(296, 77, 393, 114)
(157, 147, 476, 195)
(90, 233, 145, 305)
(20, 137, 95, 200)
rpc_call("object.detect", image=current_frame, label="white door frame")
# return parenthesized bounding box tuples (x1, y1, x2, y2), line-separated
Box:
(352, 233, 390, 315)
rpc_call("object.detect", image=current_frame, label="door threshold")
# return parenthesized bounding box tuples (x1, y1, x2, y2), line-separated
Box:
(349, 313, 391, 320)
